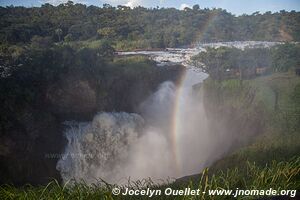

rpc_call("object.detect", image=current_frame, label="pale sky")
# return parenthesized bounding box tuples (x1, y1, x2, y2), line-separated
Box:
(0, 0, 300, 15)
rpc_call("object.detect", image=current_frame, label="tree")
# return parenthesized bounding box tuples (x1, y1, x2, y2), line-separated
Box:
(193, 4, 200, 11)
(55, 28, 63, 42)
(272, 43, 300, 72)
(97, 27, 116, 39)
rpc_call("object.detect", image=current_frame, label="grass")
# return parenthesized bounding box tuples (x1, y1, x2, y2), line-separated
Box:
(113, 39, 153, 51)
(1, 72, 299, 199)
(0, 157, 298, 199)
(60, 38, 154, 51)
(61, 39, 110, 50)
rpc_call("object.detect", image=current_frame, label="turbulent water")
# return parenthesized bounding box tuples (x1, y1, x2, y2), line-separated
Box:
(57, 41, 276, 184)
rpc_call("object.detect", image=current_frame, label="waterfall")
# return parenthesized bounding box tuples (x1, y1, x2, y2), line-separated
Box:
(57, 42, 280, 184)
(56, 113, 144, 183)
(56, 49, 216, 184)
(56, 74, 214, 184)
(56, 81, 180, 184)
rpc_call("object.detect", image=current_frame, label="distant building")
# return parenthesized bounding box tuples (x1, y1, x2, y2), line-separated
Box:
(224, 68, 240, 79)
(223, 66, 270, 80)
(256, 67, 270, 76)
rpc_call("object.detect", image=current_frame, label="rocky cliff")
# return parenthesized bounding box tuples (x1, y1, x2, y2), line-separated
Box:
(0, 60, 184, 185)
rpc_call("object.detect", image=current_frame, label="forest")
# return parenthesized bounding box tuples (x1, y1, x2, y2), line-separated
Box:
(1, 1, 300, 50)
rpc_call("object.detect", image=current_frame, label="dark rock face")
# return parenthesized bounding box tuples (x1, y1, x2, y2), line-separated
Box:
(46, 78, 97, 120)
(0, 109, 64, 185)
(45, 65, 184, 120)
(94, 65, 184, 114)
(0, 64, 185, 186)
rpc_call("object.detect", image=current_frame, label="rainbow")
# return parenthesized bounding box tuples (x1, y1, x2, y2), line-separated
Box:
(169, 12, 218, 176)
(194, 11, 219, 45)
(170, 69, 187, 176)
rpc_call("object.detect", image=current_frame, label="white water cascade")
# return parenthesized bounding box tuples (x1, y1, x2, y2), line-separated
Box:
(57, 41, 277, 184)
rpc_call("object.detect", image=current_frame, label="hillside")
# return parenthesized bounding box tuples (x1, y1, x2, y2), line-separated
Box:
(1, 2, 300, 51)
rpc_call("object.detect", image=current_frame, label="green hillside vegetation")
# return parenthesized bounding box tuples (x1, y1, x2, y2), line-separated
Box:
(1, 1, 300, 50)
(203, 72, 300, 169)
(191, 43, 300, 80)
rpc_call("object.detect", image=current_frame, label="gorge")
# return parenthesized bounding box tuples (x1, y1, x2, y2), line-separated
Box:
(55, 41, 275, 184)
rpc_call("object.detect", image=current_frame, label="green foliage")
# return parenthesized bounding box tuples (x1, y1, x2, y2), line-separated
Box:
(191, 47, 239, 80)
(264, 73, 300, 133)
(192, 44, 300, 80)
(197, 72, 300, 199)
(203, 72, 300, 171)
(0, 3, 299, 50)
(0, 42, 115, 135)
(204, 72, 300, 134)
(114, 40, 152, 51)
(271, 43, 300, 72)
(97, 27, 117, 39)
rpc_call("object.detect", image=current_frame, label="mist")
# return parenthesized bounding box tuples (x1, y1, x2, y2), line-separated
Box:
(56, 42, 277, 184)
(56, 64, 238, 184)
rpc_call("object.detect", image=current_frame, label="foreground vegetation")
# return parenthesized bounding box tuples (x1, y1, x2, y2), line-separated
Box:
(0, 157, 298, 199)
